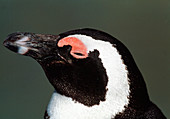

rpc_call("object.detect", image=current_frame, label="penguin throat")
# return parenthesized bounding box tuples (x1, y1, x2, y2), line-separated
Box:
(42, 51, 108, 107)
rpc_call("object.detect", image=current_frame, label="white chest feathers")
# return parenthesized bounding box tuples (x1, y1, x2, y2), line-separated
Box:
(47, 92, 110, 119)
(47, 89, 128, 119)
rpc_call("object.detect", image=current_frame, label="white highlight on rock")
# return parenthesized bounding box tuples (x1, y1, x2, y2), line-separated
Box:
(47, 34, 130, 119)
(15, 36, 30, 54)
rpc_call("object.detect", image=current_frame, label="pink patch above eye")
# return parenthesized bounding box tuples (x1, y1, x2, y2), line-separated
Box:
(58, 37, 88, 59)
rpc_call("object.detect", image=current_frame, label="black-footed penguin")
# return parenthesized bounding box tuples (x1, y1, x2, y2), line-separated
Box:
(3, 28, 166, 119)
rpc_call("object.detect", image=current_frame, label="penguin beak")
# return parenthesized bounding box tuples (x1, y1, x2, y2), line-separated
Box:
(3, 32, 59, 60)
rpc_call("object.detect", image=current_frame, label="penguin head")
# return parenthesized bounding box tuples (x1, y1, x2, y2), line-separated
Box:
(3, 28, 149, 110)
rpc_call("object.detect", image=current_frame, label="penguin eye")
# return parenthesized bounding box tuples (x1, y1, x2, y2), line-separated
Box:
(73, 52, 84, 56)
(58, 37, 88, 59)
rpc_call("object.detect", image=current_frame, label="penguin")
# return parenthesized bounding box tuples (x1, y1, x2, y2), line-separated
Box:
(3, 28, 166, 119)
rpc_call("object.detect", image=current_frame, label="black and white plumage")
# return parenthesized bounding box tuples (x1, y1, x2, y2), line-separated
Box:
(3, 28, 166, 119)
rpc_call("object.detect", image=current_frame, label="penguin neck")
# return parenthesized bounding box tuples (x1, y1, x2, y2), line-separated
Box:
(126, 65, 150, 110)
(40, 46, 131, 118)
(39, 35, 150, 117)
(114, 43, 151, 110)
(40, 55, 150, 119)
(67, 34, 151, 110)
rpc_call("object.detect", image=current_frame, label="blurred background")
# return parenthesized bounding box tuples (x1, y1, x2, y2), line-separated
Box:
(0, 0, 169, 118)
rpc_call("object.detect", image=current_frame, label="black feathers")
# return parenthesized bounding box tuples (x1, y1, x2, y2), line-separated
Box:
(41, 49, 108, 106)
(4, 28, 166, 119)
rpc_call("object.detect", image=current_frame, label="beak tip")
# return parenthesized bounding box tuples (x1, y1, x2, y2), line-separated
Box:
(3, 33, 14, 47)
(3, 39, 9, 48)
(3, 34, 19, 53)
